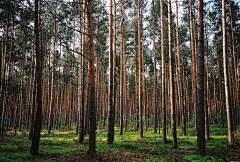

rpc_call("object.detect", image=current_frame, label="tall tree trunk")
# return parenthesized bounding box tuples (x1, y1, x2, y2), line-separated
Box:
(107, 0, 114, 144)
(78, 0, 86, 143)
(227, 49, 235, 130)
(152, 0, 157, 134)
(18, 40, 26, 132)
(204, 63, 209, 140)
(0, 19, 8, 135)
(161, 0, 166, 144)
(229, 0, 238, 130)
(190, 0, 197, 130)
(123, 45, 127, 132)
(138, 0, 143, 138)
(215, 35, 224, 128)
(28, 45, 35, 134)
(48, 7, 57, 134)
(176, 0, 186, 136)
(87, 0, 96, 156)
(30, 0, 42, 155)
(141, 26, 147, 132)
(168, 0, 177, 148)
(205, 42, 209, 140)
(119, 0, 124, 136)
(222, 0, 234, 144)
(85, 65, 90, 135)
(134, 3, 139, 131)
(113, 0, 116, 138)
(196, 0, 205, 156)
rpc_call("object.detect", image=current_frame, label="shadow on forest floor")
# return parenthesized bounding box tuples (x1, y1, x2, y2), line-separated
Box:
(0, 125, 240, 161)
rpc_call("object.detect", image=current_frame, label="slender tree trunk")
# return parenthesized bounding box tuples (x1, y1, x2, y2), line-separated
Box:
(28, 45, 35, 133)
(168, 0, 177, 148)
(196, 0, 205, 156)
(87, 0, 96, 156)
(141, 26, 146, 132)
(134, 4, 139, 131)
(138, 0, 143, 138)
(222, 0, 234, 144)
(215, 35, 224, 128)
(176, 0, 186, 136)
(0, 19, 8, 135)
(85, 66, 90, 135)
(48, 7, 57, 134)
(152, 0, 157, 134)
(123, 47, 127, 132)
(18, 40, 26, 132)
(29, 51, 37, 140)
(78, 0, 86, 143)
(119, 0, 124, 136)
(205, 42, 209, 140)
(213, 65, 217, 124)
(112, 0, 117, 137)
(30, 0, 42, 155)
(204, 63, 209, 140)
(190, 0, 197, 130)
(227, 50, 235, 130)
(161, 0, 166, 144)
(107, 0, 114, 144)
(229, 0, 238, 130)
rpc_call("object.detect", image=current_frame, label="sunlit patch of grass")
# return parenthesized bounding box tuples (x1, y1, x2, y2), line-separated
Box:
(1, 124, 238, 161)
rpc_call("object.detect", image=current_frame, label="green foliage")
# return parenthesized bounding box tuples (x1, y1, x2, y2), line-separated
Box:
(0, 143, 18, 150)
(148, 157, 163, 162)
(0, 141, 32, 162)
(0, 152, 32, 162)
(183, 155, 225, 162)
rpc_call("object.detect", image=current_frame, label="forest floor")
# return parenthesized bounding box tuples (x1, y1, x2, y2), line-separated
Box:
(1, 124, 240, 162)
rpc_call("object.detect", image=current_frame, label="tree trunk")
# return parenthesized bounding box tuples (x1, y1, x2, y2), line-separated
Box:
(176, 0, 186, 136)
(113, 0, 117, 138)
(196, 0, 205, 156)
(107, 0, 114, 144)
(222, 0, 234, 144)
(205, 43, 209, 140)
(119, 0, 124, 136)
(168, 0, 177, 148)
(0, 19, 8, 135)
(229, 1, 238, 130)
(48, 7, 57, 134)
(134, 3, 139, 131)
(78, 0, 86, 143)
(190, 0, 197, 130)
(87, 0, 96, 156)
(138, 0, 143, 138)
(161, 0, 166, 144)
(215, 35, 224, 128)
(29, 49, 37, 140)
(204, 65, 209, 140)
(30, 0, 42, 155)
(152, 0, 157, 134)
(141, 26, 147, 132)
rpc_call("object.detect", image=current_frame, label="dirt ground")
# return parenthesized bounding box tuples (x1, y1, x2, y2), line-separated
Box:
(29, 150, 180, 162)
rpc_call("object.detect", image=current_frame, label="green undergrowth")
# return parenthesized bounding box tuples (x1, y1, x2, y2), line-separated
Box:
(0, 124, 239, 161)
(182, 154, 231, 162)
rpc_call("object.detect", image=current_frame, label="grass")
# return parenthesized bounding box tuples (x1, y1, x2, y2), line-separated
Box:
(0, 124, 239, 161)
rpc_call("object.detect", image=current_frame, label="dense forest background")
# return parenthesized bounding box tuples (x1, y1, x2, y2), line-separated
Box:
(0, 0, 240, 161)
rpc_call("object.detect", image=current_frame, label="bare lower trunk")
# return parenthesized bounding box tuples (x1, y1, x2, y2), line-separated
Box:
(161, 0, 166, 144)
